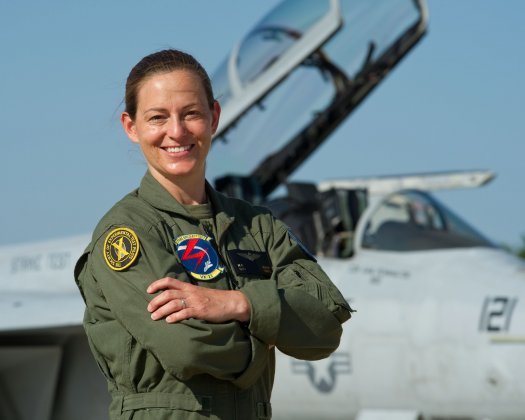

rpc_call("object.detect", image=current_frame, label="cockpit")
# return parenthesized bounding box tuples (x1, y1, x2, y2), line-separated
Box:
(262, 184, 495, 258)
(361, 190, 495, 252)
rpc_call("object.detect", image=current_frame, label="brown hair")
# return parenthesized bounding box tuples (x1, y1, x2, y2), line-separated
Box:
(124, 49, 215, 119)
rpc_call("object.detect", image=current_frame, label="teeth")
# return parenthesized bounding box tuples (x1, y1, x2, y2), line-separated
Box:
(166, 145, 191, 153)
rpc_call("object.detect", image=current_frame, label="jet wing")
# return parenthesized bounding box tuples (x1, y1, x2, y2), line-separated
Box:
(0, 235, 89, 332)
(208, 0, 428, 199)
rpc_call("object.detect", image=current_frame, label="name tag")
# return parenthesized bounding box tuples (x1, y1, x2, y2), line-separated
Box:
(227, 250, 272, 277)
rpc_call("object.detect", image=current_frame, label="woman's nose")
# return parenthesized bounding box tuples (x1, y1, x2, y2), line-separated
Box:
(167, 117, 186, 138)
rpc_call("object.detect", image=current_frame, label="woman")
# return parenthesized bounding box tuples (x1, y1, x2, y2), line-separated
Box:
(75, 49, 351, 420)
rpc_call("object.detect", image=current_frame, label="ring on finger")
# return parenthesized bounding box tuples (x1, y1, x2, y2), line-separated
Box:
(180, 298, 186, 309)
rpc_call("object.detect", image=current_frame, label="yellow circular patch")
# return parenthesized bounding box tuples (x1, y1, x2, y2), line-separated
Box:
(103, 228, 140, 271)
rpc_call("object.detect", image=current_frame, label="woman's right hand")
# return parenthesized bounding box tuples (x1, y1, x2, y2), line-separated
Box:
(146, 277, 251, 324)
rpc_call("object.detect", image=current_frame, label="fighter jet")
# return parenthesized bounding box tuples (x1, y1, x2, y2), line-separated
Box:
(208, 0, 525, 418)
(1, 1, 524, 419)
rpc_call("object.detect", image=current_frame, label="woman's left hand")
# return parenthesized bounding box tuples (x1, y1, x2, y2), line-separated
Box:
(146, 277, 251, 324)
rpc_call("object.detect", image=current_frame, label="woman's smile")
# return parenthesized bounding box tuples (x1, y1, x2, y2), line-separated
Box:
(163, 144, 194, 154)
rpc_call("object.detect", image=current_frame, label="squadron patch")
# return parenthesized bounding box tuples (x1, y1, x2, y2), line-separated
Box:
(175, 234, 224, 280)
(103, 228, 140, 271)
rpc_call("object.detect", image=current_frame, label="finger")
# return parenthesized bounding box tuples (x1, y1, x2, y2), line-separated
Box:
(166, 308, 194, 323)
(150, 298, 186, 321)
(147, 290, 181, 312)
(147, 277, 184, 294)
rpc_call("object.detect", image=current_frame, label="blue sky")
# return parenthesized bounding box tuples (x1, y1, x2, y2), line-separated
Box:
(1, 0, 524, 248)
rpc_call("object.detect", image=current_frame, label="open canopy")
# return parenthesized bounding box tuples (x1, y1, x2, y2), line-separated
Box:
(207, 0, 428, 199)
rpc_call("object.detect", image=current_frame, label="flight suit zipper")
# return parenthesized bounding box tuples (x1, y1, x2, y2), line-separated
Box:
(202, 222, 239, 290)
(202, 221, 251, 339)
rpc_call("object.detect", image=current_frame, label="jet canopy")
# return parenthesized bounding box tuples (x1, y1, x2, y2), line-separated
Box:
(207, 0, 428, 200)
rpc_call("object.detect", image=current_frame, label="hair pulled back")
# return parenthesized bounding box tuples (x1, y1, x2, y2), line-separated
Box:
(124, 49, 215, 119)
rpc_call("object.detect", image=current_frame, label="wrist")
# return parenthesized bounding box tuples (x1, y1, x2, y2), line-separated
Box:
(231, 290, 251, 322)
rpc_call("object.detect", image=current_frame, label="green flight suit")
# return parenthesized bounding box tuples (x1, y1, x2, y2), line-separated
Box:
(74, 171, 351, 420)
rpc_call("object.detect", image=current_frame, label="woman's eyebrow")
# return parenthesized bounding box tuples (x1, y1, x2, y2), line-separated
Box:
(143, 107, 166, 113)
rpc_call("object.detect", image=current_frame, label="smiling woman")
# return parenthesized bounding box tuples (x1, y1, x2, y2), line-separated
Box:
(120, 50, 220, 204)
(74, 48, 351, 420)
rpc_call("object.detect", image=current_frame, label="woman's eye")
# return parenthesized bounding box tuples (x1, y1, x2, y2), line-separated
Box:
(149, 115, 165, 122)
(185, 110, 202, 119)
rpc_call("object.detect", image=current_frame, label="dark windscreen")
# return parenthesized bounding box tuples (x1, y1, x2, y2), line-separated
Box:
(361, 190, 495, 251)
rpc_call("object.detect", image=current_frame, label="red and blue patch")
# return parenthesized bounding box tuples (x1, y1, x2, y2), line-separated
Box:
(175, 234, 224, 280)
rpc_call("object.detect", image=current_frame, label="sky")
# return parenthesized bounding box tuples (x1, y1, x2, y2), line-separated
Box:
(1, 0, 524, 249)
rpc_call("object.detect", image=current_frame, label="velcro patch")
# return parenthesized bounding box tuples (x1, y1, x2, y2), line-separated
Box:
(227, 250, 272, 277)
(175, 234, 224, 280)
(103, 227, 140, 271)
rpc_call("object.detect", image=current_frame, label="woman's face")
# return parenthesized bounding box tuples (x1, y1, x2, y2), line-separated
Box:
(121, 69, 220, 184)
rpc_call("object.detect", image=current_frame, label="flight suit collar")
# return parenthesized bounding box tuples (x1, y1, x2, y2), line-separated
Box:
(206, 183, 236, 244)
(138, 172, 235, 241)
(138, 171, 193, 217)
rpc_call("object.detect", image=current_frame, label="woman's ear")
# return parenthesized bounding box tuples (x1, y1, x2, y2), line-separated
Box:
(121, 112, 140, 144)
(211, 101, 221, 135)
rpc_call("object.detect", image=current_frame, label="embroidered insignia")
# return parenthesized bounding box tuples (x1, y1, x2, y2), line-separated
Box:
(227, 249, 272, 277)
(236, 251, 261, 262)
(175, 234, 224, 280)
(103, 228, 140, 271)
